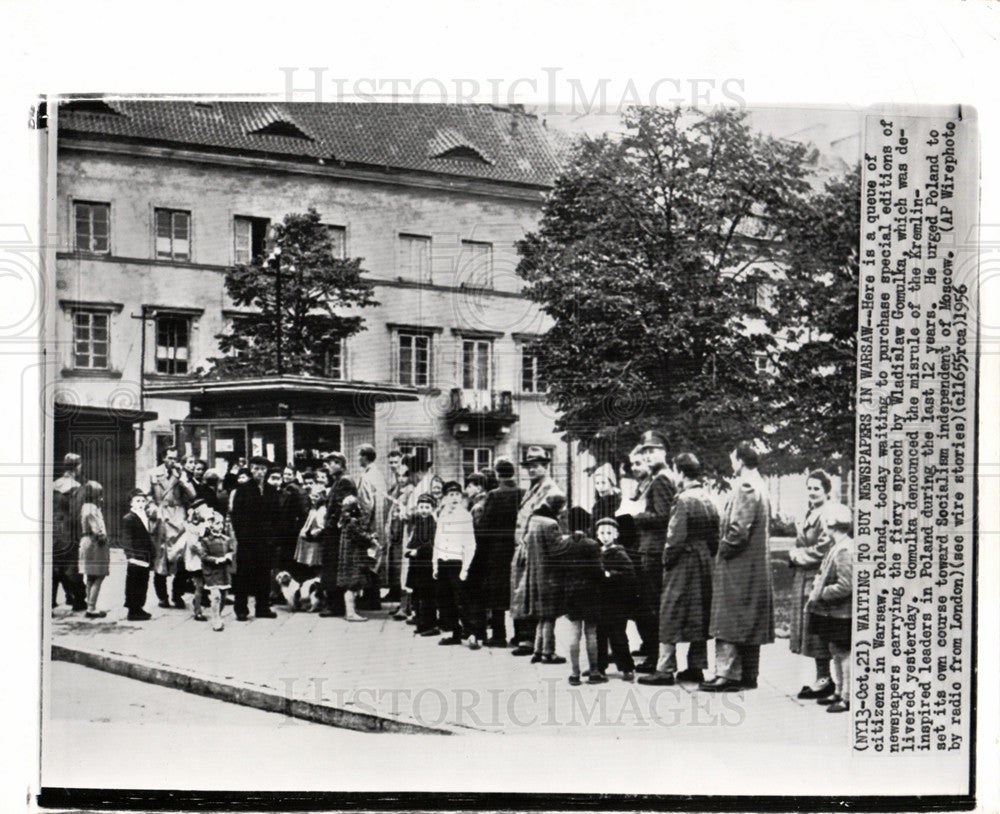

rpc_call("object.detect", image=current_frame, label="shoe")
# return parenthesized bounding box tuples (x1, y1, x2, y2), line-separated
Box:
(587, 673, 609, 684)
(698, 676, 743, 692)
(345, 614, 368, 622)
(212, 622, 224, 632)
(71, 604, 88, 612)
(173, 599, 186, 610)
(465, 636, 482, 650)
(255, 610, 278, 619)
(530, 652, 542, 663)
(675, 668, 704, 683)
(826, 699, 850, 713)
(485, 637, 507, 648)
(622, 671, 635, 682)
(568, 675, 582, 686)
(84, 611, 106, 619)
(126, 610, 152, 621)
(638, 672, 675, 686)
(438, 636, 462, 646)
(193, 613, 208, 622)
(630, 648, 647, 657)
(741, 678, 758, 690)
(392, 610, 408, 621)
(417, 627, 441, 637)
(235, 614, 249, 622)
(511, 645, 534, 657)
(318, 609, 337, 617)
(817, 693, 842, 706)
(541, 654, 567, 665)
(635, 660, 657, 674)
(797, 679, 835, 699)
(158, 600, 171, 609)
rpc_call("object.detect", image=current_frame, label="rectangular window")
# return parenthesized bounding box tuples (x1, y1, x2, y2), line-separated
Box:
(462, 338, 492, 391)
(398, 234, 431, 284)
(325, 338, 345, 380)
(325, 225, 347, 260)
(155, 315, 190, 375)
(155, 208, 191, 261)
(461, 240, 493, 287)
(72, 310, 110, 369)
(396, 442, 433, 474)
(398, 332, 430, 387)
(521, 349, 540, 393)
(462, 447, 493, 478)
(754, 352, 774, 375)
(234, 216, 270, 265)
(73, 201, 110, 253)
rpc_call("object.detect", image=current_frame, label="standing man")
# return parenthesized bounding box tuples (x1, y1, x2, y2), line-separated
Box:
(510, 446, 564, 657)
(319, 452, 357, 617)
(356, 443, 387, 610)
(632, 431, 677, 674)
(384, 449, 410, 607)
(230, 456, 280, 620)
(52, 452, 87, 611)
(473, 458, 522, 647)
(639, 453, 718, 686)
(151, 446, 196, 609)
(701, 442, 775, 692)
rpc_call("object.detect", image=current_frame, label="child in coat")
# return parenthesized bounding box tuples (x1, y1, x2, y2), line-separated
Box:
(336, 496, 377, 622)
(405, 493, 439, 636)
(596, 518, 638, 680)
(805, 502, 854, 713)
(196, 511, 236, 631)
(560, 528, 605, 685)
(182, 500, 213, 621)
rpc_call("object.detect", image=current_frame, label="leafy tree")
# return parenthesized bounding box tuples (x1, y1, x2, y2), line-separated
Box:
(207, 207, 377, 378)
(516, 106, 814, 476)
(768, 167, 861, 475)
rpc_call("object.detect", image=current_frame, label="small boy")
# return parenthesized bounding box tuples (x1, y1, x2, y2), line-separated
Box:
(595, 518, 637, 680)
(433, 481, 479, 648)
(405, 493, 439, 636)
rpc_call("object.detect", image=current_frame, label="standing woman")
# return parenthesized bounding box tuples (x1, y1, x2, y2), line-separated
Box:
(788, 469, 838, 700)
(77, 481, 109, 618)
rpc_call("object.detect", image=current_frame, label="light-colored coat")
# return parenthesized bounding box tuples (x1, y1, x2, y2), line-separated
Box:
(510, 475, 564, 620)
(709, 472, 775, 645)
(788, 501, 838, 656)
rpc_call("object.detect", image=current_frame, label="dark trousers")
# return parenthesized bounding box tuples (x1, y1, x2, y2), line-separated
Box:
(413, 585, 437, 631)
(53, 562, 86, 608)
(154, 565, 189, 603)
(635, 552, 662, 658)
(435, 560, 480, 639)
(486, 608, 508, 642)
(124, 564, 150, 611)
(234, 565, 271, 617)
(514, 617, 537, 647)
(598, 616, 635, 673)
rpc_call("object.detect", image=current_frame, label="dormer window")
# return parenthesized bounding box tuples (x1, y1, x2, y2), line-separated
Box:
(433, 145, 491, 164)
(250, 120, 312, 139)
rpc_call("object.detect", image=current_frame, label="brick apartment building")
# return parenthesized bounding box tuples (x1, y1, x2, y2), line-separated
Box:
(49, 100, 571, 535)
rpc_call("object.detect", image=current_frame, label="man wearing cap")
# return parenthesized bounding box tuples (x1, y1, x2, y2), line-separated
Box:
(52, 452, 87, 611)
(230, 455, 280, 620)
(472, 457, 522, 647)
(319, 452, 356, 616)
(701, 442, 775, 692)
(510, 445, 564, 656)
(632, 430, 678, 673)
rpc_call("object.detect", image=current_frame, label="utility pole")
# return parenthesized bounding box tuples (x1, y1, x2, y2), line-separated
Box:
(271, 246, 284, 376)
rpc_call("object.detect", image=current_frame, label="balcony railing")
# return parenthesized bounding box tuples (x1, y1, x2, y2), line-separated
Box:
(449, 388, 515, 416)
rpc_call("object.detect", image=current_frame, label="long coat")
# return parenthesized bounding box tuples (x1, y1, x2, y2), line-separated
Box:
(52, 476, 81, 566)
(336, 514, 376, 591)
(634, 468, 676, 558)
(709, 475, 775, 645)
(230, 480, 280, 578)
(788, 502, 837, 657)
(519, 509, 571, 620)
(560, 533, 603, 622)
(150, 465, 196, 576)
(78, 503, 109, 577)
(659, 484, 719, 644)
(321, 474, 357, 589)
(470, 479, 522, 609)
(510, 475, 564, 620)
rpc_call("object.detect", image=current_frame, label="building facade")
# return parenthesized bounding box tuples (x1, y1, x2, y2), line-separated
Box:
(52, 101, 571, 533)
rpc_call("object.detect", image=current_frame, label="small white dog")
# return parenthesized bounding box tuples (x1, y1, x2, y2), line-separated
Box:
(275, 572, 323, 612)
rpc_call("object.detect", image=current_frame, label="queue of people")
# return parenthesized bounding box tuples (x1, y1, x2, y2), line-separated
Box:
(50, 435, 855, 710)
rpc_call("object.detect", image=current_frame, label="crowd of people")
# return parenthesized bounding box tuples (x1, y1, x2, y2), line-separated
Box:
(50, 435, 854, 710)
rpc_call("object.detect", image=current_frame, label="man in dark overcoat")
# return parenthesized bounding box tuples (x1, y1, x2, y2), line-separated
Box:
(231, 456, 280, 620)
(469, 457, 522, 647)
(632, 431, 677, 673)
(319, 452, 357, 616)
(701, 442, 775, 691)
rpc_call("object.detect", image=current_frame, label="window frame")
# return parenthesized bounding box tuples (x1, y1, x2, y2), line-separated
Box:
(395, 440, 435, 474)
(396, 331, 432, 387)
(461, 446, 494, 479)
(233, 215, 271, 266)
(324, 224, 348, 261)
(460, 239, 494, 288)
(154, 207, 191, 262)
(397, 233, 432, 284)
(461, 337, 493, 392)
(71, 309, 112, 370)
(325, 337, 346, 380)
(521, 347, 541, 393)
(72, 200, 111, 254)
(154, 313, 193, 376)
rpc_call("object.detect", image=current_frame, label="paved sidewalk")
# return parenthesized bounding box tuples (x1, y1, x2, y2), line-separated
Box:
(50, 549, 848, 742)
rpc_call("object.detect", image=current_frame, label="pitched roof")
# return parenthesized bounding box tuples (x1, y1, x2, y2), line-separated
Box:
(57, 100, 560, 188)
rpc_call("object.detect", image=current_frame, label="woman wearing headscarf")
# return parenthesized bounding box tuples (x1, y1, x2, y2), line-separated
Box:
(77, 481, 109, 618)
(590, 462, 622, 531)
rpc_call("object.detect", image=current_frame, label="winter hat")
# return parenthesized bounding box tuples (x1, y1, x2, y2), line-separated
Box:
(441, 480, 463, 496)
(416, 493, 436, 507)
(595, 517, 620, 531)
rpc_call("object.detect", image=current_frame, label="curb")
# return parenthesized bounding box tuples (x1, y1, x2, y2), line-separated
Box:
(51, 643, 456, 736)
